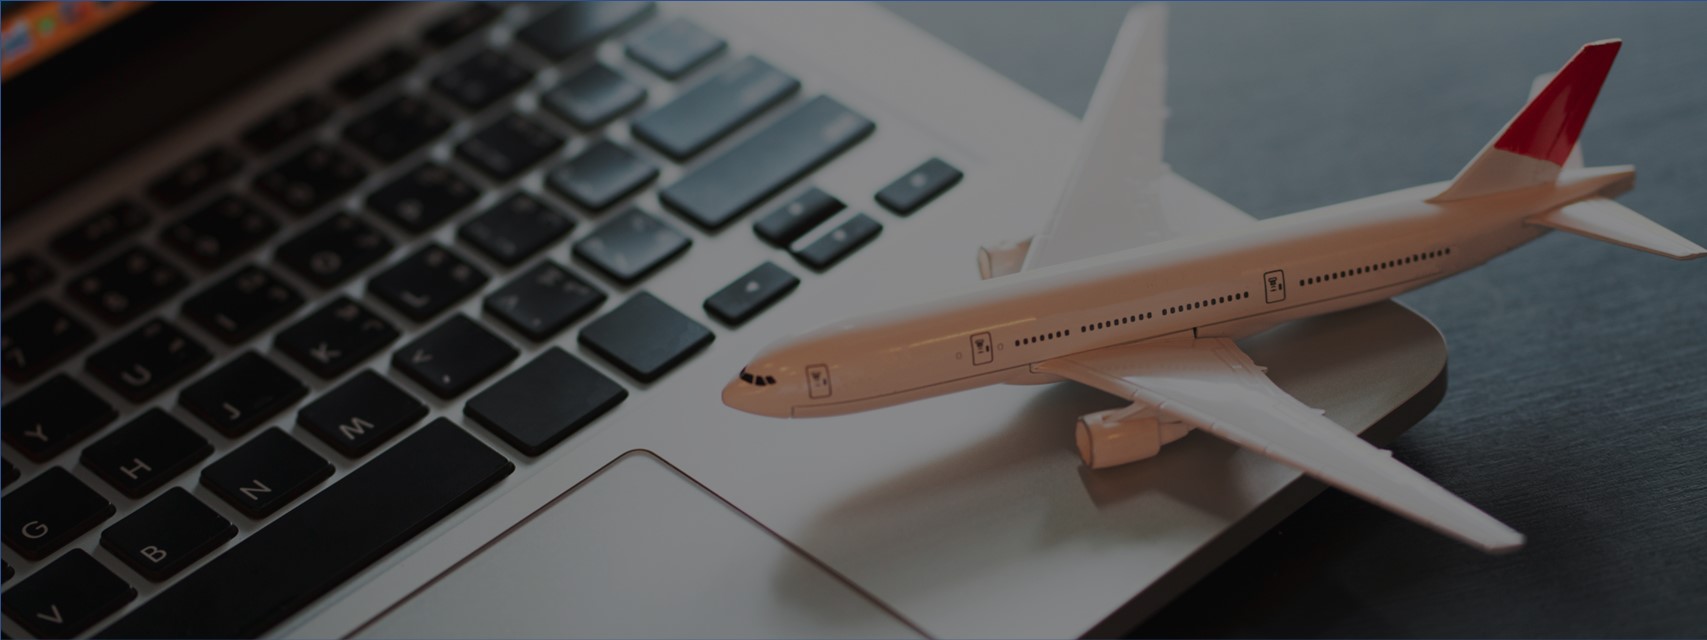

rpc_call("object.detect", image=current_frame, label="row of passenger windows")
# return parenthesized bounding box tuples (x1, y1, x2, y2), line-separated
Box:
(1080, 311, 1153, 335)
(1301, 248, 1452, 287)
(1015, 289, 1252, 349)
(1016, 329, 1071, 346)
(1161, 291, 1249, 316)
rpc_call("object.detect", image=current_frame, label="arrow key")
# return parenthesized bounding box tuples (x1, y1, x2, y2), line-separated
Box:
(0, 549, 134, 638)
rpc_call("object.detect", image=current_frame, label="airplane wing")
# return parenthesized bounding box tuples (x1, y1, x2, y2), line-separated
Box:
(1035, 337, 1526, 553)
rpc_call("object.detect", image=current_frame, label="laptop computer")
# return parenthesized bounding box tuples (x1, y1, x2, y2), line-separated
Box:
(1, 3, 1447, 637)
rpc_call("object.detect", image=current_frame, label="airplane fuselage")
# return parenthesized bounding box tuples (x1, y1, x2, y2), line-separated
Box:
(723, 166, 1634, 418)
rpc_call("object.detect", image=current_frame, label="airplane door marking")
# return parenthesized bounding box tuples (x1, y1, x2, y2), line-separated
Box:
(1263, 270, 1286, 303)
(971, 332, 994, 365)
(806, 364, 832, 399)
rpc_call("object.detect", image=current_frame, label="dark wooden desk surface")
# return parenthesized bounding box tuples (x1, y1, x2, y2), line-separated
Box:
(886, 3, 1707, 636)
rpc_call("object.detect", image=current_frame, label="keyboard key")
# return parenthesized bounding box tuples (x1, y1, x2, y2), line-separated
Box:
(161, 194, 280, 269)
(201, 428, 331, 518)
(876, 157, 963, 215)
(333, 46, 418, 100)
(67, 247, 187, 326)
(297, 370, 426, 458)
(97, 419, 512, 639)
(467, 347, 626, 456)
(484, 260, 605, 340)
(1, 468, 115, 560)
(580, 292, 713, 383)
(179, 352, 307, 437)
(344, 95, 452, 163)
(366, 161, 481, 234)
(542, 63, 646, 130)
(573, 207, 689, 285)
(2, 254, 54, 301)
(369, 244, 490, 321)
(101, 488, 235, 582)
(1, 376, 116, 462)
(276, 297, 399, 379)
(242, 94, 335, 153)
(180, 265, 304, 344)
(3, 459, 17, 487)
(81, 409, 212, 499)
(51, 201, 151, 263)
(753, 187, 844, 247)
(545, 140, 658, 212)
(704, 262, 799, 326)
(2, 301, 95, 383)
(632, 56, 800, 161)
(2, 550, 134, 637)
(517, 2, 655, 61)
(626, 17, 726, 79)
(147, 147, 244, 209)
(393, 314, 517, 399)
(661, 95, 874, 229)
(460, 192, 573, 266)
(793, 212, 882, 271)
(422, 2, 501, 49)
(85, 319, 213, 402)
(456, 112, 564, 181)
(276, 212, 395, 288)
(432, 48, 533, 111)
(254, 144, 369, 216)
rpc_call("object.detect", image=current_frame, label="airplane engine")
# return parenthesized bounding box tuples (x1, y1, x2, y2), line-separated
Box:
(1075, 410, 1192, 469)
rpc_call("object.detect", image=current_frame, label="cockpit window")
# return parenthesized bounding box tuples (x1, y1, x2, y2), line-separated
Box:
(737, 368, 778, 387)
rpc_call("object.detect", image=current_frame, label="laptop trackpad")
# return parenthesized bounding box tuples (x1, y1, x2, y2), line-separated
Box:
(356, 451, 920, 639)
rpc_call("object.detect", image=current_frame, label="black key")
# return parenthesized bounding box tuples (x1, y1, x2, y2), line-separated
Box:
(1, 468, 114, 560)
(542, 63, 646, 130)
(546, 140, 658, 212)
(573, 207, 690, 284)
(1, 376, 116, 462)
(422, 3, 501, 49)
(147, 147, 244, 209)
(275, 212, 395, 288)
(2, 301, 94, 383)
(181, 266, 304, 344)
(517, 2, 655, 61)
(753, 188, 845, 247)
(631, 56, 800, 161)
(51, 201, 151, 263)
(81, 409, 212, 499)
(242, 94, 335, 153)
(333, 46, 418, 100)
(704, 262, 799, 327)
(793, 212, 882, 271)
(579, 292, 712, 383)
(85, 319, 212, 402)
(297, 370, 426, 458)
(200, 428, 331, 518)
(876, 157, 963, 215)
(275, 297, 399, 379)
(101, 488, 235, 582)
(254, 144, 369, 216)
(2, 254, 54, 301)
(484, 260, 605, 340)
(458, 192, 574, 266)
(467, 347, 626, 456)
(343, 96, 452, 163)
(366, 162, 481, 234)
(66, 247, 187, 326)
(456, 112, 564, 181)
(3, 459, 17, 487)
(661, 95, 874, 229)
(626, 17, 726, 79)
(161, 195, 279, 269)
(3, 550, 134, 638)
(432, 49, 533, 111)
(96, 419, 512, 639)
(178, 352, 307, 437)
(368, 244, 489, 321)
(393, 314, 517, 399)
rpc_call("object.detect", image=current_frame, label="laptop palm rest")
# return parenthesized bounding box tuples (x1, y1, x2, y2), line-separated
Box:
(354, 451, 921, 639)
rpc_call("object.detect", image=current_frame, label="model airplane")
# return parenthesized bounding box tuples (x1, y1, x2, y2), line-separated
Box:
(723, 5, 1703, 553)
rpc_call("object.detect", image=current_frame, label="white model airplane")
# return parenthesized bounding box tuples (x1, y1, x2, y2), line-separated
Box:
(723, 5, 1703, 553)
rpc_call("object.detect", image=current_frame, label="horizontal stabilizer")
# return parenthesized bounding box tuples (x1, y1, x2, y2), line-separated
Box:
(1530, 198, 1706, 260)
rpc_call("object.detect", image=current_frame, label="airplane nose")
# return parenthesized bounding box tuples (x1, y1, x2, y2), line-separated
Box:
(721, 377, 791, 418)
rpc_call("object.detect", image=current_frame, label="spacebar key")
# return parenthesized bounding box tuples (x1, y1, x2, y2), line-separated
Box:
(98, 419, 513, 638)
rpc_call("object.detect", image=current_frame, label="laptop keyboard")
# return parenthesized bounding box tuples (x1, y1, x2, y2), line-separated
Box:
(0, 3, 962, 637)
